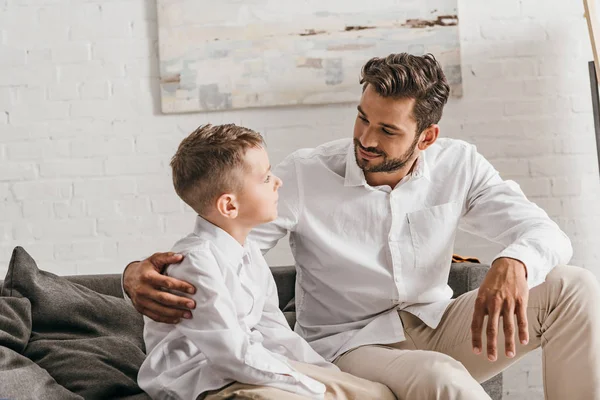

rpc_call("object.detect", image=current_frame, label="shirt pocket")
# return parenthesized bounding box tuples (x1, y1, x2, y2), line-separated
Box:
(407, 201, 460, 270)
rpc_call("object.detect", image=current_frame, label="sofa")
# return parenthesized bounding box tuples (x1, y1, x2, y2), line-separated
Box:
(0, 247, 502, 399)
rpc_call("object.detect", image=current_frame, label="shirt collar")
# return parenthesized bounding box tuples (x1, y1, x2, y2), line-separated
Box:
(343, 142, 431, 188)
(193, 216, 247, 266)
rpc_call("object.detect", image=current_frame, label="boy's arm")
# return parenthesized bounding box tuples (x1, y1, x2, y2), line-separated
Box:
(171, 250, 326, 398)
(255, 271, 337, 370)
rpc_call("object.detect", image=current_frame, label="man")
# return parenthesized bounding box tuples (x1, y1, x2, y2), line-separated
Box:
(124, 53, 600, 399)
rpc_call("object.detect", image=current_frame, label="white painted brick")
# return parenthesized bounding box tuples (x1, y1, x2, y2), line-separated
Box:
(5, 24, 69, 48)
(488, 158, 530, 178)
(52, 42, 91, 63)
(57, 60, 124, 83)
(551, 177, 582, 196)
(6, 140, 70, 161)
(116, 197, 152, 216)
(10, 102, 69, 123)
(571, 95, 593, 113)
(0, 65, 57, 86)
(12, 180, 72, 201)
(105, 155, 164, 175)
(71, 136, 134, 157)
(70, 98, 134, 119)
(524, 76, 589, 97)
(514, 177, 552, 197)
(31, 218, 95, 240)
(80, 80, 110, 100)
(40, 159, 104, 178)
(73, 177, 136, 198)
(480, 21, 547, 41)
(504, 98, 571, 117)
(92, 40, 153, 61)
(26, 48, 53, 64)
(530, 155, 598, 177)
(0, 222, 12, 241)
(86, 198, 119, 218)
(136, 175, 173, 195)
(54, 240, 116, 261)
(97, 216, 163, 237)
(0, 45, 26, 67)
(22, 201, 54, 219)
(54, 199, 86, 219)
(0, 162, 36, 181)
(0, 183, 10, 201)
(472, 138, 554, 159)
(16, 86, 46, 104)
(38, 261, 78, 276)
(14, 242, 55, 263)
(48, 83, 79, 101)
(164, 213, 196, 235)
(0, 87, 16, 109)
(521, 0, 584, 18)
(116, 235, 182, 262)
(151, 195, 183, 214)
(70, 20, 131, 41)
(135, 135, 180, 155)
(0, 200, 22, 221)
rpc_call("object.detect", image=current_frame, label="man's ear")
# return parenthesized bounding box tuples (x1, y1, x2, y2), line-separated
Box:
(216, 193, 239, 219)
(418, 124, 439, 150)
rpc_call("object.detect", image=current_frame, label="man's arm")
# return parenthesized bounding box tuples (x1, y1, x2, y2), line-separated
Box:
(123, 154, 303, 323)
(460, 146, 572, 361)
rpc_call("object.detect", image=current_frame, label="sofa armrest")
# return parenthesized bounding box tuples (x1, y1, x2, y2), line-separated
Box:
(448, 262, 491, 298)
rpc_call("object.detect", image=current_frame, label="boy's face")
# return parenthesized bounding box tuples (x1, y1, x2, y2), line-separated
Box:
(237, 146, 282, 226)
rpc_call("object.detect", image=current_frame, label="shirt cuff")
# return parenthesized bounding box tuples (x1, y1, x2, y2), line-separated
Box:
(121, 260, 138, 306)
(493, 244, 549, 289)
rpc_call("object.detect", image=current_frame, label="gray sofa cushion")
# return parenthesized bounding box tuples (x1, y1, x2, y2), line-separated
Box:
(1, 246, 149, 399)
(0, 296, 82, 399)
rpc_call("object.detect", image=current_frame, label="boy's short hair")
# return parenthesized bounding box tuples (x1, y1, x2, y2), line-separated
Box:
(170, 124, 264, 215)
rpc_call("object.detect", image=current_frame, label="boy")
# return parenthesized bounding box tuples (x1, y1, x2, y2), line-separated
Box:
(137, 124, 394, 399)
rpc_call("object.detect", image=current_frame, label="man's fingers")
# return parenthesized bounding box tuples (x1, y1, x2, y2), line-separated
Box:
(502, 303, 516, 358)
(149, 252, 184, 272)
(138, 297, 193, 320)
(148, 273, 197, 304)
(486, 301, 501, 362)
(140, 307, 181, 324)
(471, 297, 486, 354)
(516, 300, 529, 345)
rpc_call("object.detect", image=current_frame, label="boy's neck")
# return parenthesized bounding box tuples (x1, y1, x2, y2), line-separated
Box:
(202, 214, 250, 246)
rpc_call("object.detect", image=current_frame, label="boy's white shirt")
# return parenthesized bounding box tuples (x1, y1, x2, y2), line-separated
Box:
(138, 217, 334, 400)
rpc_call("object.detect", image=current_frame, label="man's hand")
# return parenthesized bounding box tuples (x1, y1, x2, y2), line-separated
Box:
(471, 257, 529, 361)
(124, 252, 196, 324)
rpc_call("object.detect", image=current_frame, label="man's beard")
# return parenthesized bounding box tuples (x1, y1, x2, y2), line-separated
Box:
(354, 135, 420, 174)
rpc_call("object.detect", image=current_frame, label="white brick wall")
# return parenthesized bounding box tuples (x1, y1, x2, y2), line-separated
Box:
(0, 0, 598, 398)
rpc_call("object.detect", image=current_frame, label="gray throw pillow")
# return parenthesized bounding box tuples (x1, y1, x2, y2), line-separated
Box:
(0, 296, 82, 399)
(1, 246, 150, 399)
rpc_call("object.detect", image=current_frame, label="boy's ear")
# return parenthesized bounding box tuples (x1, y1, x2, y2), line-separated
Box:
(216, 193, 239, 219)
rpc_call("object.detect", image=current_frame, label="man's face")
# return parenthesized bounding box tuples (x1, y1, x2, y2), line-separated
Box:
(353, 85, 421, 174)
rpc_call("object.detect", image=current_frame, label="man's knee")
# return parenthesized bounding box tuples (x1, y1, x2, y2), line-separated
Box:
(392, 351, 488, 400)
(548, 265, 600, 301)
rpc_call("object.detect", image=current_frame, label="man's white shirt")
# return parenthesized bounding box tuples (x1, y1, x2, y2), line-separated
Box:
(249, 138, 572, 361)
(138, 217, 334, 400)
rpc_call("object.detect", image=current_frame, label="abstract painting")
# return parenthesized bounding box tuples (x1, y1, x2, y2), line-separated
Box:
(157, 0, 462, 113)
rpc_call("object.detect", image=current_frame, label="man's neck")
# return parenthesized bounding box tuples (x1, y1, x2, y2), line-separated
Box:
(364, 156, 419, 188)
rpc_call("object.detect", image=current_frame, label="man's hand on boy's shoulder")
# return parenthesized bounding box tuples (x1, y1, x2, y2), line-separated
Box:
(124, 252, 197, 324)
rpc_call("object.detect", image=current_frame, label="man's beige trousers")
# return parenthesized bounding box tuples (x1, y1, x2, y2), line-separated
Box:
(335, 265, 600, 399)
